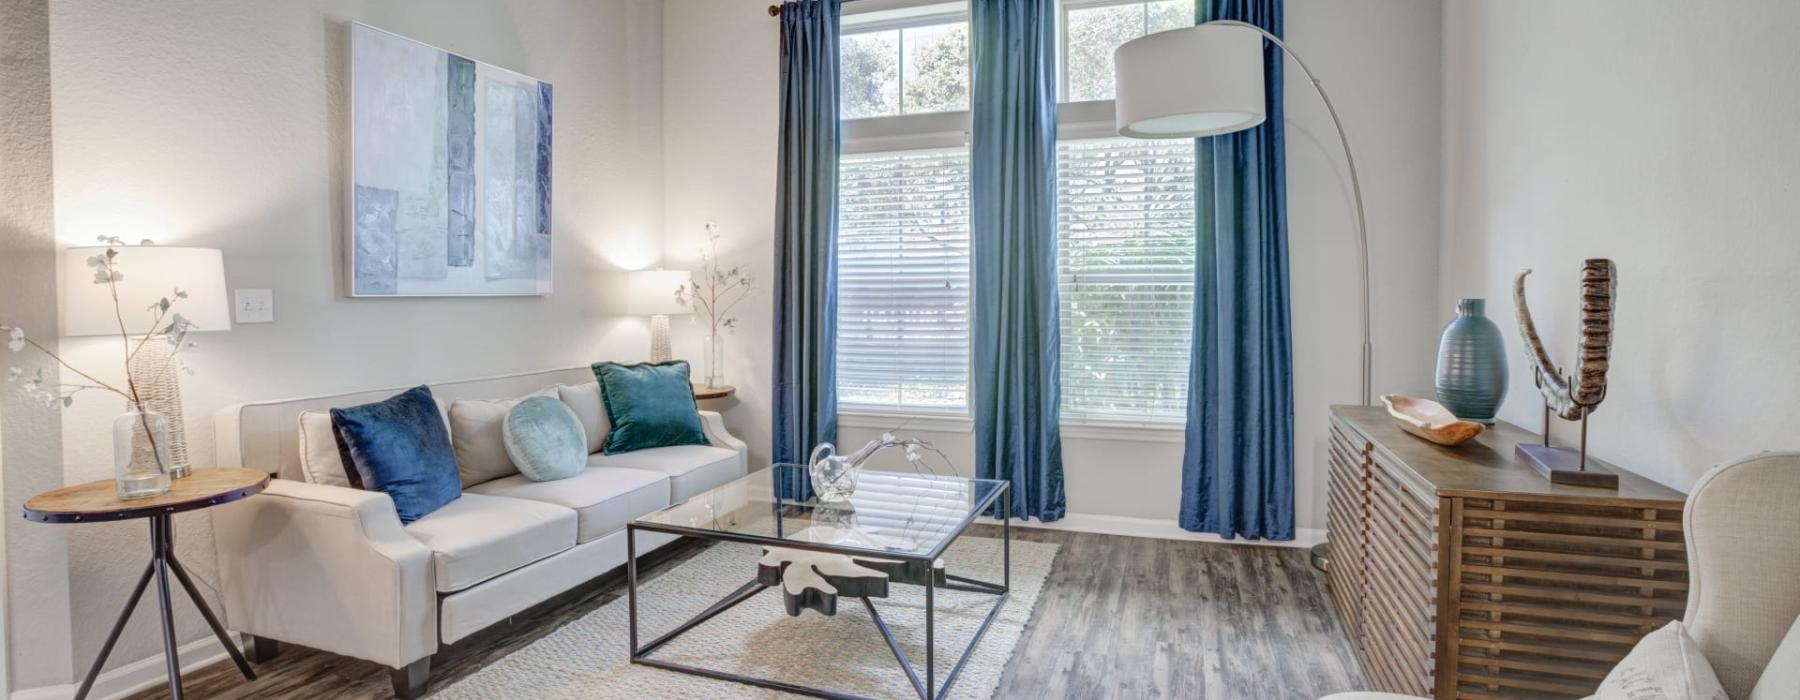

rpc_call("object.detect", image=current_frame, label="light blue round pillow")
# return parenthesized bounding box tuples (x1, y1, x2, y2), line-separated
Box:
(503, 396, 587, 482)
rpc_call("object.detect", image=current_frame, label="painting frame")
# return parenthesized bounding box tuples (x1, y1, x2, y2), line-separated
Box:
(347, 21, 554, 297)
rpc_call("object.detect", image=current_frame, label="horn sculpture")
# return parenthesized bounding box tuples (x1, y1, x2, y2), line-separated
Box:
(1513, 259, 1616, 421)
(1512, 259, 1619, 488)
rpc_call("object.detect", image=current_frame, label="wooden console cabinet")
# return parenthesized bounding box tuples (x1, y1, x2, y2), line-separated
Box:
(1326, 406, 1688, 698)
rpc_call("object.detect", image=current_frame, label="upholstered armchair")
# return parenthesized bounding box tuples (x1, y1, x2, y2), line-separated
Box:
(1323, 452, 1800, 700)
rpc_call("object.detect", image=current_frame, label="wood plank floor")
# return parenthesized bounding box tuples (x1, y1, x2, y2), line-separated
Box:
(126, 527, 1364, 699)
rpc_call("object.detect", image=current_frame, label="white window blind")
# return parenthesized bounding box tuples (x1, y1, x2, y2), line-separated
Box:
(1056, 137, 1197, 422)
(837, 148, 972, 413)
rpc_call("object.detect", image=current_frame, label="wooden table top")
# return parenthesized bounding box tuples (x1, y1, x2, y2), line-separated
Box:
(693, 384, 736, 400)
(23, 468, 269, 524)
(1333, 405, 1686, 506)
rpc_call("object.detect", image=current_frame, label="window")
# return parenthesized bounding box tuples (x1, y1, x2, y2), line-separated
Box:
(840, 14, 970, 119)
(837, 4, 973, 415)
(837, 149, 972, 413)
(1061, 0, 1191, 102)
(1055, 0, 1197, 424)
(1056, 137, 1196, 421)
(833, 0, 1196, 424)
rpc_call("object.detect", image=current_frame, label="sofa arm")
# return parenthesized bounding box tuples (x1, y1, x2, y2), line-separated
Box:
(212, 478, 436, 669)
(698, 410, 747, 454)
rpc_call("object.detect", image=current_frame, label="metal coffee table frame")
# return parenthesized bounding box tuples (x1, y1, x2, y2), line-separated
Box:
(626, 482, 1010, 700)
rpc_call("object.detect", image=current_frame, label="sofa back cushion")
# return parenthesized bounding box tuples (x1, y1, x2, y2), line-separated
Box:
(298, 410, 352, 487)
(217, 367, 599, 482)
(557, 382, 609, 454)
(449, 389, 554, 486)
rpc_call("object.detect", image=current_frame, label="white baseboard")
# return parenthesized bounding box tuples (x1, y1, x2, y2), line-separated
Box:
(12, 634, 238, 700)
(981, 512, 1326, 549)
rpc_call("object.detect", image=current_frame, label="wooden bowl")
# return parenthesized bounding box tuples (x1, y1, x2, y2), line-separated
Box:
(1380, 394, 1484, 446)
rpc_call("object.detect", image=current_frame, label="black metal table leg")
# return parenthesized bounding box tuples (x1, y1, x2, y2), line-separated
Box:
(167, 555, 257, 681)
(627, 524, 639, 654)
(150, 515, 185, 699)
(925, 575, 935, 699)
(73, 513, 262, 700)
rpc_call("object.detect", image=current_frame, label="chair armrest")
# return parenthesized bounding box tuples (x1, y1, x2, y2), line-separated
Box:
(212, 478, 436, 669)
(698, 410, 747, 454)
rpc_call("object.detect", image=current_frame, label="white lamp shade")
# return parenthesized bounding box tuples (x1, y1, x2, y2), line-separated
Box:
(628, 269, 693, 317)
(1114, 25, 1267, 139)
(61, 246, 231, 337)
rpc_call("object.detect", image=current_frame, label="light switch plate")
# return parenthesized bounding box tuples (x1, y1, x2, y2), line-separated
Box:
(234, 289, 274, 324)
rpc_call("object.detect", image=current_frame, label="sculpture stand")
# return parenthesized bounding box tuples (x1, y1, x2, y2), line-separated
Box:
(1517, 405, 1618, 489)
(757, 547, 946, 617)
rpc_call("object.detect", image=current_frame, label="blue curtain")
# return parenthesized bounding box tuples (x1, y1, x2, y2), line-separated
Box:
(970, 0, 1065, 522)
(1179, 0, 1295, 540)
(771, 0, 841, 501)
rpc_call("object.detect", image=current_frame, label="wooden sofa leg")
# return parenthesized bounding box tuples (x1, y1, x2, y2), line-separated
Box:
(390, 657, 431, 699)
(245, 635, 281, 663)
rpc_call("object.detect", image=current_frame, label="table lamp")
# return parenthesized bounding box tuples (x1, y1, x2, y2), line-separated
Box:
(1114, 21, 1372, 407)
(628, 269, 692, 363)
(62, 244, 230, 478)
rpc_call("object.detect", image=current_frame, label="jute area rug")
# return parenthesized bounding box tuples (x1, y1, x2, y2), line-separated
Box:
(437, 536, 1059, 699)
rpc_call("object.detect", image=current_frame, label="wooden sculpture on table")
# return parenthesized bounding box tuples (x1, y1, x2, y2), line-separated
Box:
(1512, 259, 1619, 488)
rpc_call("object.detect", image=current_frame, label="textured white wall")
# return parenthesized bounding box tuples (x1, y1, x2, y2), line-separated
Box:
(1440, 2, 1800, 490)
(1, 0, 76, 690)
(46, 0, 664, 679)
(660, 0, 1444, 534)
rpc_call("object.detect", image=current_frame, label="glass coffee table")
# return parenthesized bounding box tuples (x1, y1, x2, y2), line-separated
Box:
(627, 465, 1011, 700)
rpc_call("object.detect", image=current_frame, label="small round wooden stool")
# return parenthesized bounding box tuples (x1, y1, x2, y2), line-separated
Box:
(24, 468, 269, 700)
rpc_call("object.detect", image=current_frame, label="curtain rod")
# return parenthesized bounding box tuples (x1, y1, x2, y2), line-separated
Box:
(767, 0, 870, 17)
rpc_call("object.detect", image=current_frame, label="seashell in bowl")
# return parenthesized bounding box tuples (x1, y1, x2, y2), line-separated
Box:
(1381, 394, 1485, 446)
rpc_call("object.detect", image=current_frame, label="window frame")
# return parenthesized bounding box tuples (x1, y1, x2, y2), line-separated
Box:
(1052, 1, 1194, 431)
(838, 1, 976, 419)
(833, 0, 1195, 433)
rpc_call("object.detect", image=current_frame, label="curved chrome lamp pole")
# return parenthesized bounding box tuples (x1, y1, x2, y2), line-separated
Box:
(1204, 20, 1373, 573)
(1114, 21, 1375, 570)
(1204, 19, 1373, 408)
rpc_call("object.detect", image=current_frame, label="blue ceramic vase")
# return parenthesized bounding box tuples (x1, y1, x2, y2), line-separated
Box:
(1435, 298, 1508, 424)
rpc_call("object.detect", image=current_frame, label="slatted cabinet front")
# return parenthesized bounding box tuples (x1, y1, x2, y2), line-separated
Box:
(1325, 409, 1687, 699)
(1330, 419, 1440, 697)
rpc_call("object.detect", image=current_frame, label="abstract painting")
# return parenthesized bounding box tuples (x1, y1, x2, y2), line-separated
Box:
(350, 23, 553, 296)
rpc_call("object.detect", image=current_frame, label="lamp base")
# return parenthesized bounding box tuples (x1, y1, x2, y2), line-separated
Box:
(649, 315, 672, 363)
(128, 341, 191, 479)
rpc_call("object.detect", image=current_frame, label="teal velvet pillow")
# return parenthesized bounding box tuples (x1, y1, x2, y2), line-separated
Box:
(593, 360, 708, 455)
(503, 396, 587, 482)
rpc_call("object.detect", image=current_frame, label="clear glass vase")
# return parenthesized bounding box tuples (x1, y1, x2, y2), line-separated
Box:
(114, 406, 173, 500)
(704, 331, 726, 389)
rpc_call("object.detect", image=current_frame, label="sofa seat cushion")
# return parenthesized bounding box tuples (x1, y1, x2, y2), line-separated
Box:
(587, 445, 741, 503)
(404, 493, 577, 593)
(467, 466, 670, 543)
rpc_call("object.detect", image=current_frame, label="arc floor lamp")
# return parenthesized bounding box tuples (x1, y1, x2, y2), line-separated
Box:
(1113, 21, 1372, 566)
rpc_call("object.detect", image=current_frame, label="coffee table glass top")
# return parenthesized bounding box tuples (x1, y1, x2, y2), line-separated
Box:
(632, 465, 1008, 560)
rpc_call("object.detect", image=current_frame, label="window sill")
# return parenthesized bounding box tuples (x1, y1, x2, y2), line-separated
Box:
(839, 410, 975, 434)
(840, 411, 1186, 443)
(1059, 419, 1185, 444)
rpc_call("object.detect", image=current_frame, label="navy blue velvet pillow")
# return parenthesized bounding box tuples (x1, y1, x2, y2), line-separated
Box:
(330, 385, 461, 523)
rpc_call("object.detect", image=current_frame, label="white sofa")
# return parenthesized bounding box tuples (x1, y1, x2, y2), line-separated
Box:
(1324, 452, 1800, 700)
(209, 367, 746, 698)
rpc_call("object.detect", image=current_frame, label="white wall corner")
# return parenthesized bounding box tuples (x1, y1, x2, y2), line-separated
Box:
(9, 633, 236, 700)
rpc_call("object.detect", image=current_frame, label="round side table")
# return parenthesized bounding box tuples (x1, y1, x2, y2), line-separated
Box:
(693, 383, 736, 401)
(24, 468, 269, 700)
